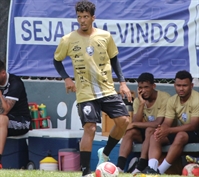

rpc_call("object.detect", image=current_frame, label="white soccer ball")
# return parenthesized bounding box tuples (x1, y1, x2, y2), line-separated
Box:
(182, 163, 199, 176)
(95, 162, 119, 177)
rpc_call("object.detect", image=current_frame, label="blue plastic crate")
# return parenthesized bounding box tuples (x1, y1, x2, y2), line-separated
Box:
(2, 137, 29, 169)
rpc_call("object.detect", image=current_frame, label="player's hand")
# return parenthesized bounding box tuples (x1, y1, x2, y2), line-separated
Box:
(119, 82, 132, 102)
(137, 87, 145, 105)
(154, 124, 169, 141)
(126, 122, 135, 130)
(64, 78, 76, 93)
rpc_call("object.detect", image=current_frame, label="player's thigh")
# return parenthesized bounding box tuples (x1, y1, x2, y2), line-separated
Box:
(77, 100, 101, 126)
(101, 94, 129, 118)
(7, 114, 30, 136)
(124, 128, 144, 143)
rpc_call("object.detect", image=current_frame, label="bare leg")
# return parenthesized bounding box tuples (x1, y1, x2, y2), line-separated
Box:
(98, 116, 129, 169)
(165, 132, 188, 164)
(131, 127, 155, 173)
(117, 127, 142, 171)
(140, 127, 155, 159)
(158, 132, 188, 174)
(110, 116, 129, 140)
(119, 128, 142, 158)
(80, 123, 96, 176)
(80, 122, 96, 151)
(148, 134, 168, 160)
(0, 115, 9, 154)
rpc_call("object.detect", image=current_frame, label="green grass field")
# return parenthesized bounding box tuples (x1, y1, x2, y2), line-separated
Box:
(0, 170, 186, 177)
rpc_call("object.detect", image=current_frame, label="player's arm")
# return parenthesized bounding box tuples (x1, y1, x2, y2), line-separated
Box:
(133, 116, 164, 128)
(110, 55, 125, 82)
(110, 56, 132, 102)
(53, 59, 70, 80)
(0, 92, 16, 115)
(53, 59, 76, 93)
(167, 116, 199, 134)
(132, 98, 145, 122)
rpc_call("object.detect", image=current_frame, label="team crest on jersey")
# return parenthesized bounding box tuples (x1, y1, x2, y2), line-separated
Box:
(182, 113, 187, 122)
(83, 106, 91, 115)
(86, 46, 94, 56)
(148, 115, 155, 121)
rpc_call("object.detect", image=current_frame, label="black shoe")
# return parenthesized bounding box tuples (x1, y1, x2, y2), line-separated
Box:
(142, 166, 160, 174)
(127, 157, 138, 173)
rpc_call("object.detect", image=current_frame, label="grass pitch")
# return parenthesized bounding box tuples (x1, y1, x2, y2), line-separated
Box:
(0, 170, 187, 177)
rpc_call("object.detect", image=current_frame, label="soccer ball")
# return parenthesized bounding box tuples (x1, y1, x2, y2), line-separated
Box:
(182, 163, 199, 176)
(95, 162, 119, 177)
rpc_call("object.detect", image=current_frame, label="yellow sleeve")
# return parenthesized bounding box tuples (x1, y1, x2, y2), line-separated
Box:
(54, 37, 69, 61)
(156, 93, 170, 118)
(165, 97, 176, 119)
(133, 98, 139, 114)
(190, 91, 199, 117)
(107, 34, 119, 59)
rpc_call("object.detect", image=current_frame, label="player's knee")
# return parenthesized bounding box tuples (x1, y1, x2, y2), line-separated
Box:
(0, 115, 9, 127)
(123, 129, 134, 139)
(114, 116, 129, 130)
(174, 132, 188, 144)
(84, 123, 96, 134)
(123, 116, 130, 126)
(145, 127, 155, 136)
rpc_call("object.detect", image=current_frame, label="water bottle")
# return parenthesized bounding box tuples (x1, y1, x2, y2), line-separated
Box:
(31, 105, 38, 129)
(39, 104, 48, 128)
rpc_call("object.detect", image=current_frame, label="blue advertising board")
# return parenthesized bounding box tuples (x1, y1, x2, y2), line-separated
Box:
(7, 0, 199, 78)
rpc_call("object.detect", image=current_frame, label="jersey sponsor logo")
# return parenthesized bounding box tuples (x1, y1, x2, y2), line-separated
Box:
(99, 63, 105, 66)
(100, 56, 105, 60)
(75, 67, 85, 70)
(101, 71, 107, 75)
(86, 46, 94, 56)
(73, 45, 81, 51)
(75, 60, 84, 62)
(77, 71, 86, 74)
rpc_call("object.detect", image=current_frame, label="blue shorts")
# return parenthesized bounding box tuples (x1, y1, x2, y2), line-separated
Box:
(77, 94, 129, 126)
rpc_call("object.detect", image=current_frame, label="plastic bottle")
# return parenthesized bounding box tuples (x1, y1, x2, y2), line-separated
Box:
(39, 104, 48, 128)
(31, 105, 38, 129)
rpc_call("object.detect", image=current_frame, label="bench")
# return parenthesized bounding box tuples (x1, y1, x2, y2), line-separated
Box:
(132, 143, 199, 153)
(132, 143, 199, 175)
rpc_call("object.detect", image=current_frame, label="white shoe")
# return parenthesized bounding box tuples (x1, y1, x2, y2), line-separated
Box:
(132, 168, 141, 175)
(127, 157, 138, 172)
(117, 167, 124, 173)
(97, 147, 109, 167)
(81, 174, 94, 177)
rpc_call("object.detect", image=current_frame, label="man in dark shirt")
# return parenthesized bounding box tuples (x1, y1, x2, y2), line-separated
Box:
(0, 60, 31, 169)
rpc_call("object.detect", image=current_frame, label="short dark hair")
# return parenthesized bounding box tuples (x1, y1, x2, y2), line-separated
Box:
(75, 0, 96, 16)
(175, 70, 193, 82)
(0, 60, 6, 72)
(137, 72, 154, 84)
